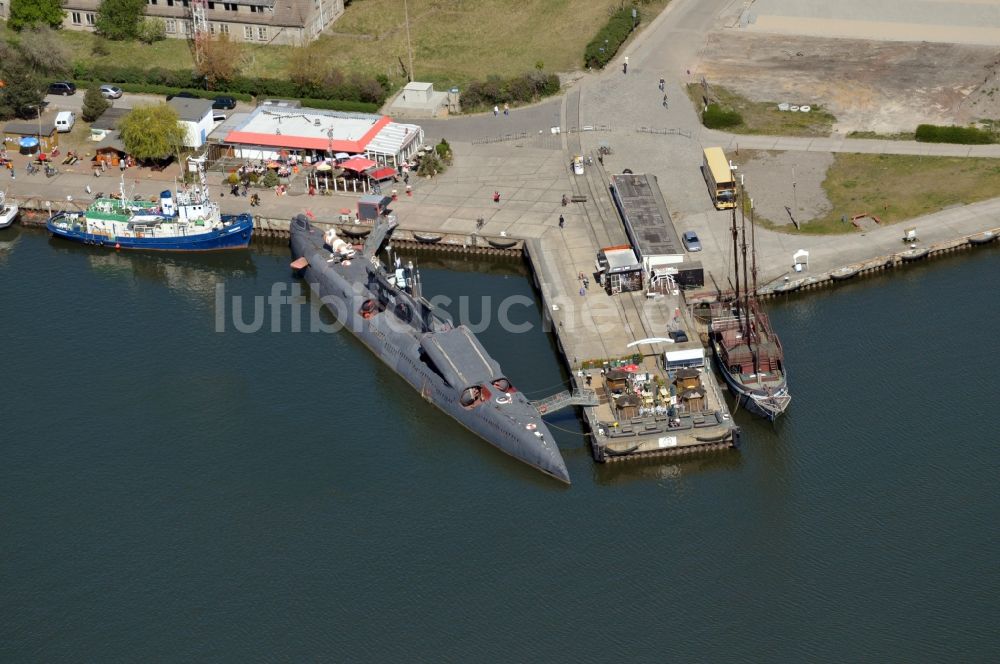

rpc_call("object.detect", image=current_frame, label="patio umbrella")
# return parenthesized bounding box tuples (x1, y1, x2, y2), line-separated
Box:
(366, 166, 397, 181)
(340, 156, 377, 173)
(315, 162, 332, 172)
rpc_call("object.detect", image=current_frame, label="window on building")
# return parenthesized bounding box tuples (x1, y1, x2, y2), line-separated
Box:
(167, 0, 174, 6)
(86, 13, 95, 25)
(209, 23, 216, 34)
(165, 19, 176, 33)
(219, 23, 229, 35)
(244, 25, 253, 40)
(207, 1, 214, 8)
(182, 0, 189, 6)
(71, 11, 81, 24)
(257, 26, 267, 41)
(249, 4, 258, 12)
(148, 0, 157, 5)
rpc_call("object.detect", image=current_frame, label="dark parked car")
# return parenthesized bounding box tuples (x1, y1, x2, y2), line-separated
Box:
(212, 96, 237, 110)
(669, 329, 689, 344)
(48, 81, 77, 96)
(166, 91, 199, 101)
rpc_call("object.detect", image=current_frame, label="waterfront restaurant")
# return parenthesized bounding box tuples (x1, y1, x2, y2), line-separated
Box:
(216, 106, 424, 168)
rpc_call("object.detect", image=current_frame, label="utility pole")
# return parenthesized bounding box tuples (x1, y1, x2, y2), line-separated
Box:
(791, 166, 798, 216)
(403, 0, 415, 82)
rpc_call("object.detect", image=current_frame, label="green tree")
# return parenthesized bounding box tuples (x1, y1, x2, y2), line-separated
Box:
(95, 0, 146, 41)
(8, 0, 65, 31)
(119, 104, 187, 161)
(81, 86, 110, 122)
(0, 46, 46, 119)
(137, 17, 166, 43)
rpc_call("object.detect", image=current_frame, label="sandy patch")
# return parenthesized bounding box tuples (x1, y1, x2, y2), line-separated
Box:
(735, 150, 834, 226)
(696, 32, 1000, 132)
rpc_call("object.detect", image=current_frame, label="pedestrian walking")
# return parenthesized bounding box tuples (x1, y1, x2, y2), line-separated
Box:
(119, 159, 126, 172)
(503, 103, 509, 116)
(623, 56, 629, 74)
(559, 214, 565, 229)
(493, 105, 499, 117)
(579, 286, 586, 297)
(493, 191, 500, 203)
(663, 94, 668, 108)
(10, 168, 14, 180)
(658, 78, 665, 91)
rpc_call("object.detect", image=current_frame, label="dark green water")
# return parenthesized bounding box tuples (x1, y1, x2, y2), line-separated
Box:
(1, 228, 997, 661)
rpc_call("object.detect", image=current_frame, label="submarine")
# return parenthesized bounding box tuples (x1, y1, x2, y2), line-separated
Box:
(289, 214, 571, 484)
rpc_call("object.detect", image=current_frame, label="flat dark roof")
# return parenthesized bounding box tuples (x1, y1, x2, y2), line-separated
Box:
(610, 173, 683, 260)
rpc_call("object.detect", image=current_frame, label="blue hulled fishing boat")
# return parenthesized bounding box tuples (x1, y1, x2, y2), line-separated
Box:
(47, 161, 252, 251)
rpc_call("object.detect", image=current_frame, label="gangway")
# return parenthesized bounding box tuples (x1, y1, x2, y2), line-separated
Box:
(531, 388, 599, 414)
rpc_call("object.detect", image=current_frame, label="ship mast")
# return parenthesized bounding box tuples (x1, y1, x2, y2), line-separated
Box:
(739, 183, 752, 342)
(750, 199, 759, 298)
(730, 191, 741, 318)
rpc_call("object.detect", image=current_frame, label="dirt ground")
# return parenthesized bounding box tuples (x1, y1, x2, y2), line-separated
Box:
(694, 32, 1000, 133)
(733, 150, 834, 226)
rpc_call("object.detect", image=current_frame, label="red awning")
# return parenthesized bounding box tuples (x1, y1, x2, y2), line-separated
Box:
(339, 157, 377, 172)
(367, 166, 397, 181)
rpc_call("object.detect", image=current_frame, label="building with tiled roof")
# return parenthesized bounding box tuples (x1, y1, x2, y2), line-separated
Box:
(53, 0, 344, 46)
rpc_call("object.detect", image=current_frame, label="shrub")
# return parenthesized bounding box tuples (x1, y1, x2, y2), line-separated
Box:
(584, 7, 639, 69)
(92, 38, 111, 57)
(459, 72, 560, 111)
(915, 124, 994, 144)
(81, 85, 110, 122)
(137, 18, 166, 44)
(261, 170, 279, 188)
(435, 138, 452, 165)
(417, 152, 442, 177)
(702, 103, 743, 129)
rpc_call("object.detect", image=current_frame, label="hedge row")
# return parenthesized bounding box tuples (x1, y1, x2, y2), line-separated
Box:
(300, 98, 380, 114)
(459, 72, 560, 110)
(584, 7, 639, 69)
(915, 124, 995, 144)
(702, 103, 743, 129)
(68, 62, 389, 105)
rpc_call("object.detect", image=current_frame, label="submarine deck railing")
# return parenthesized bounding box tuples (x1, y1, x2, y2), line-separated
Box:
(530, 388, 599, 415)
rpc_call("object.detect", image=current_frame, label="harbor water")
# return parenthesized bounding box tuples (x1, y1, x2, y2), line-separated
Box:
(1, 228, 996, 661)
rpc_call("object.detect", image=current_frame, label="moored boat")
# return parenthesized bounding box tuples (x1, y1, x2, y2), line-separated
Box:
(708, 190, 791, 421)
(830, 265, 859, 281)
(290, 214, 570, 484)
(0, 191, 17, 229)
(46, 159, 252, 252)
(968, 231, 996, 245)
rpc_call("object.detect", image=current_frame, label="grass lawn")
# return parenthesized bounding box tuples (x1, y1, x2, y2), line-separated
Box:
(686, 83, 836, 137)
(743, 153, 1000, 234)
(5, 0, 670, 90)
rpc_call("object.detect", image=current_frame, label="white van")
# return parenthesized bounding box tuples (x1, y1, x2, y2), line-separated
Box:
(55, 111, 76, 133)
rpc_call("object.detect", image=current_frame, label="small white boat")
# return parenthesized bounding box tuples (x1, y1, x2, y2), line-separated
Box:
(0, 191, 18, 229)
